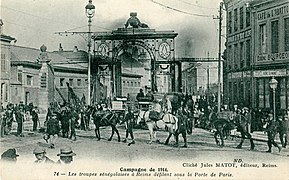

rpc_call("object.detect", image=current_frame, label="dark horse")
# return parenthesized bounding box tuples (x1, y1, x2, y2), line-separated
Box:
(92, 109, 121, 142)
(212, 111, 255, 150)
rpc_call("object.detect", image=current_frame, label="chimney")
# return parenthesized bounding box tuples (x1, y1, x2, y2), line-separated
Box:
(73, 46, 78, 52)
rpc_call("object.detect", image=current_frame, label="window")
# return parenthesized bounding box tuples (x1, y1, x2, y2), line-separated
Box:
(138, 82, 140, 86)
(246, 40, 251, 67)
(234, 8, 238, 32)
(1, 54, 6, 71)
(246, 8, 251, 27)
(18, 70, 23, 83)
(1, 83, 4, 101)
(123, 81, 125, 86)
(228, 45, 232, 70)
(271, 20, 279, 53)
(240, 42, 244, 68)
(234, 44, 238, 69)
(60, 78, 65, 87)
(285, 18, 289, 51)
(131, 82, 133, 87)
(259, 24, 267, 54)
(228, 11, 232, 34)
(69, 79, 73, 86)
(27, 75, 33, 86)
(240, 7, 244, 30)
(77, 79, 81, 86)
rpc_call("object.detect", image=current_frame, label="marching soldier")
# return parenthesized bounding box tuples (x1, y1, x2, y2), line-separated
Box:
(122, 106, 135, 146)
(265, 113, 282, 153)
(15, 105, 25, 137)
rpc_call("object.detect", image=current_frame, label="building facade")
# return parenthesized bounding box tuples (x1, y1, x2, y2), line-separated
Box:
(0, 20, 16, 108)
(223, 0, 289, 110)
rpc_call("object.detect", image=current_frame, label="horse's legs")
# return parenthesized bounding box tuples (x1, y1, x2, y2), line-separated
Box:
(154, 131, 160, 143)
(181, 132, 188, 148)
(174, 133, 179, 147)
(108, 126, 115, 141)
(114, 126, 121, 142)
(147, 123, 154, 144)
(244, 130, 255, 150)
(96, 127, 101, 141)
(165, 133, 172, 145)
(214, 131, 220, 145)
(237, 132, 245, 149)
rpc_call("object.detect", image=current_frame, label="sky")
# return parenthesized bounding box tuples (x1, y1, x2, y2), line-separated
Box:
(1, 0, 224, 58)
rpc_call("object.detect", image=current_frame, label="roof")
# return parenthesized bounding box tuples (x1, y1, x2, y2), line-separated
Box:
(10, 45, 87, 70)
(0, 34, 16, 43)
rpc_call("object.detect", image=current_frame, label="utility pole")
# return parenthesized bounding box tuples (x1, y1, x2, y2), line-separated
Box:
(214, 2, 223, 113)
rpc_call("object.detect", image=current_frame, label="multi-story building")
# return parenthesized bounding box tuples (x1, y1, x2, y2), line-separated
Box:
(0, 19, 16, 108)
(223, 0, 289, 110)
(182, 61, 220, 96)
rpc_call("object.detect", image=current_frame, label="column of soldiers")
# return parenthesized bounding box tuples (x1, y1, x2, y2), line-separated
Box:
(44, 102, 92, 148)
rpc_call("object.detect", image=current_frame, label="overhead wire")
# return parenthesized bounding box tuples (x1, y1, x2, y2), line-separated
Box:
(1, 5, 111, 31)
(177, 0, 217, 10)
(149, 0, 213, 17)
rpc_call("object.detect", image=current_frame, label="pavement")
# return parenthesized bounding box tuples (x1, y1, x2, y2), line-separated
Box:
(6, 114, 281, 144)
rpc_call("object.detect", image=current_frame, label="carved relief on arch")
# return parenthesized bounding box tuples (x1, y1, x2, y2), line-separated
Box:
(112, 40, 155, 62)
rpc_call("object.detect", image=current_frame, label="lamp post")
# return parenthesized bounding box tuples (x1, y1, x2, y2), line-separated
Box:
(85, 0, 95, 106)
(269, 77, 278, 121)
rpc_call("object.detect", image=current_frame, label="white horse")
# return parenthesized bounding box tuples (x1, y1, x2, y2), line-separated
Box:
(136, 110, 178, 144)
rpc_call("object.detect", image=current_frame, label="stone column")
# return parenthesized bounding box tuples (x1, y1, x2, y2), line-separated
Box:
(38, 45, 54, 114)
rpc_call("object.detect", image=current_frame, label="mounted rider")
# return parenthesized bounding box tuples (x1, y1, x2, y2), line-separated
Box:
(161, 94, 172, 114)
(149, 99, 162, 121)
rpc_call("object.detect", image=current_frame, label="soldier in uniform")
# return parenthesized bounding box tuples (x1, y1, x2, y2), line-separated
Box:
(265, 113, 282, 153)
(69, 108, 78, 141)
(122, 106, 135, 146)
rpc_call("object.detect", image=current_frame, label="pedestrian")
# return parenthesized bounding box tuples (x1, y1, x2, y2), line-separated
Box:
(45, 113, 60, 149)
(136, 89, 145, 101)
(69, 108, 78, 141)
(31, 106, 39, 131)
(122, 106, 135, 146)
(277, 111, 288, 148)
(56, 146, 76, 164)
(33, 147, 54, 164)
(1, 148, 19, 163)
(265, 113, 282, 153)
(15, 105, 24, 137)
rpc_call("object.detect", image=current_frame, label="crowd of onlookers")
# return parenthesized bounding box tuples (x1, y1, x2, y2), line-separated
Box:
(1, 146, 76, 165)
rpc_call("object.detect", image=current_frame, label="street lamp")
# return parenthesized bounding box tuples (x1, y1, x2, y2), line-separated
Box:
(269, 77, 278, 121)
(85, 0, 95, 105)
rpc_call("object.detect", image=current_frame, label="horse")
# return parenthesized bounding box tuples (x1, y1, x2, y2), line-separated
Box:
(212, 111, 255, 150)
(164, 109, 189, 147)
(211, 111, 236, 147)
(136, 110, 179, 145)
(92, 109, 121, 142)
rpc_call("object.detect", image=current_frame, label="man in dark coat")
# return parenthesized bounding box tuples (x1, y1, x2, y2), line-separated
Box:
(265, 113, 282, 153)
(31, 106, 39, 131)
(136, 89, 145, 101)
(69, 108, 78, 141)
(15, 105, 24, 137)
(46, 113, 60, 149)
(122, 106, 135, 146)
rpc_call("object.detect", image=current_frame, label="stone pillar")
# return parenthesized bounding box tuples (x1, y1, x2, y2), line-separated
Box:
(38, 45, 54, 114)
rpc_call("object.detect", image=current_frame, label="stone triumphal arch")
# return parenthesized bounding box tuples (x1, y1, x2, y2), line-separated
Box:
(91, 13, 181, 101)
